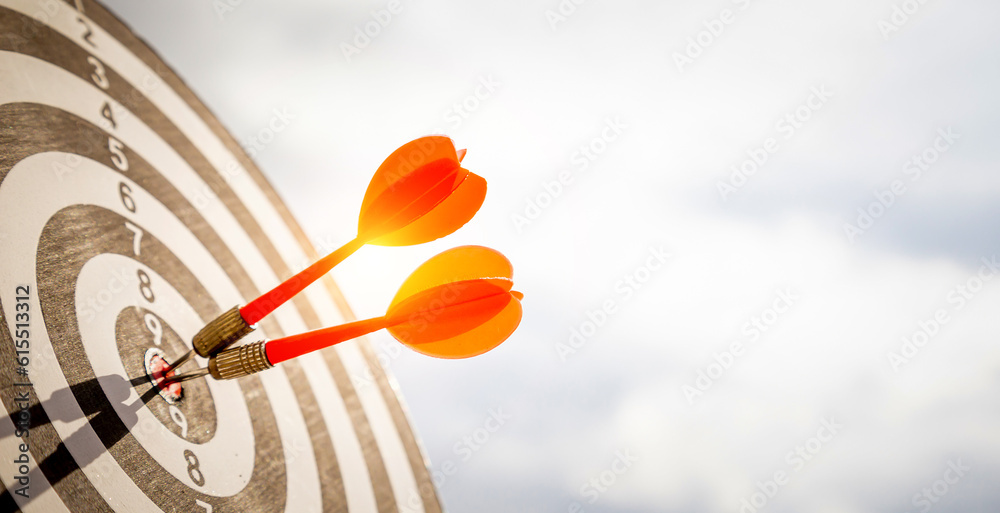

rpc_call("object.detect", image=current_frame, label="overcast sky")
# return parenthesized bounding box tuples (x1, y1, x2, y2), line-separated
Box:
(101, 0, 1000, 511)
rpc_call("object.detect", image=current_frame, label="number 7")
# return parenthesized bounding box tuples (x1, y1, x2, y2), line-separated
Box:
(124, 221, 142, 255)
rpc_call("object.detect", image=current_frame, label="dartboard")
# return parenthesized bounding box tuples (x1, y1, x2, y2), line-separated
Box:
(0, 1, 441, 511)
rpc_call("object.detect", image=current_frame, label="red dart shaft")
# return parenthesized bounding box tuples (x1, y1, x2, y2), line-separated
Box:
(241, 237, 365, 325)
(265, 315, 388, 364)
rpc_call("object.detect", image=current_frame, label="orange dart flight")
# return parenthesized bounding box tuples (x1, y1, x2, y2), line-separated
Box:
(241, 136, 487, 325)
(266, 246, 523, 364)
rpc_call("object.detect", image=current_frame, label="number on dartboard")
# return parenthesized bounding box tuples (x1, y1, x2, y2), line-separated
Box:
(119, 182, 136, 213)
(169, 406, 189, 438)
(137, 269, 155, 303)
(184, 450, 205, 487)
(77, 16, 96, 47)
(143, 312, 162, 345)
(124, 221, 142, 255)
(109, 137, 128, 171)
(87, 55, 109, 90)
(101, 101, 116, 129)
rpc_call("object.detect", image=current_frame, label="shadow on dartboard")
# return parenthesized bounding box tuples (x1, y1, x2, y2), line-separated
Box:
(2, 374, 161, 506)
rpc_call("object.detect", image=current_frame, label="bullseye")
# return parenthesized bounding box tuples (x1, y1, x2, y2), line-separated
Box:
(144, 348, 182, 403)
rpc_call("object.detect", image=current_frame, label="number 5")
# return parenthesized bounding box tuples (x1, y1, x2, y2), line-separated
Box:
(109, 137, 128, 171)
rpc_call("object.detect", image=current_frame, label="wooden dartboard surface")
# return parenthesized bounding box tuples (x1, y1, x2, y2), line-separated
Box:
(0, 1, 441, 511)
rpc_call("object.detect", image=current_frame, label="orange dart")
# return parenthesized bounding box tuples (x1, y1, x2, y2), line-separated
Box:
(266, 245, 523, 364)
(168, 136, 487, 371)
(165, 247, 523, 383)
(241, 135, 486, 325)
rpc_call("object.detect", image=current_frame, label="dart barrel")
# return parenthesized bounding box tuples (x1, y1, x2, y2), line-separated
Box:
(209, 341, 274, 380)
(192, 305, 255, 357)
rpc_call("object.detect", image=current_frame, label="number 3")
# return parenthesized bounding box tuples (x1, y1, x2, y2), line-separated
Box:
(87, 55, 109, 90)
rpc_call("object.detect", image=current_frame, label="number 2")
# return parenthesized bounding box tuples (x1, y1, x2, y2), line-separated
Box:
(77, 16, 95, 47)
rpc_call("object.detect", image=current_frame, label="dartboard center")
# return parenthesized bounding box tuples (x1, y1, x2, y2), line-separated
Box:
(144, 347, 183, 403)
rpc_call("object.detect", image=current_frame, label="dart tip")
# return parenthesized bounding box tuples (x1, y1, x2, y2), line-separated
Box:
(163, 349, 194, 373)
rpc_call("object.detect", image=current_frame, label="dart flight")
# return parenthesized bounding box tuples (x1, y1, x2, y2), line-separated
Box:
(241, 135, 486, 325)
(266, 245, 523, 363)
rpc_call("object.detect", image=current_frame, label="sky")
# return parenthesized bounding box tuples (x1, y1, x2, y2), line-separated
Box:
(100, 0, 1000, 511)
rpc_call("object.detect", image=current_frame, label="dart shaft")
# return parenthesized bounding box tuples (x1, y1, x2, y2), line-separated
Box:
(240, 237, 365, 325)
(265, 316, 387, 364)
(165, 367, 211, 383)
